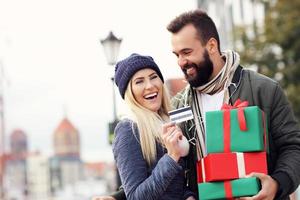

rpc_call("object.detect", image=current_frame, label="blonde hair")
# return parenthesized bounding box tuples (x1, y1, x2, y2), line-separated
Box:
(124, 80, 171, 166)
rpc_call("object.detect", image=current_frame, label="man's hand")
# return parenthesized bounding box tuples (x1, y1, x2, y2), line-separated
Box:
(238, 172, 278, 200)
(92, 196, 116, 200)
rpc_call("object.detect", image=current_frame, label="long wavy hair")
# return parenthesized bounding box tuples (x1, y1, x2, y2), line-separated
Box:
(124, 80, 171, 166)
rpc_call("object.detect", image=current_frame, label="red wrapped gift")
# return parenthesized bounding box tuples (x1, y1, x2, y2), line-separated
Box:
(197, 152, 267, 183)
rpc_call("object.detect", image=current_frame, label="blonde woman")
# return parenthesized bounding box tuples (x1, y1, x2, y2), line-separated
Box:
(111, 53, 195, 200)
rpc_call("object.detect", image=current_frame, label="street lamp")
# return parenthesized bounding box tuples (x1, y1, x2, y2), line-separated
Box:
(100, 31, 122, 191)
(100, 31, 122, 141)
(101, 31, 122, 66)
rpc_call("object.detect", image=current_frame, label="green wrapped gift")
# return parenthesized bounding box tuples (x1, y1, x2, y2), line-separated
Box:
(198, 177, 260, 200)
(206, 105, 267, 154)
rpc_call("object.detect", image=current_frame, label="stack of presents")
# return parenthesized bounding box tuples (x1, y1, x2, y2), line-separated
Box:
(197, 99, 268, 199)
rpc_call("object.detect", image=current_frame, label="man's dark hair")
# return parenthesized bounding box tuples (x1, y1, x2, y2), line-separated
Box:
(167, 9, 221, 53)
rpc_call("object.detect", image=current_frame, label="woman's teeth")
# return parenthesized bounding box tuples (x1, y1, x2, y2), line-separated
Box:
(144, 93, 158, 99)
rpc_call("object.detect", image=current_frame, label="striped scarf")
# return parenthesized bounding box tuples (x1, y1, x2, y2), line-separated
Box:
(192, 50, 240, 160)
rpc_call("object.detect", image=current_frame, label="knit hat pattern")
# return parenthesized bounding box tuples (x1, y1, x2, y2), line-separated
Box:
(114, 53, 164, 99)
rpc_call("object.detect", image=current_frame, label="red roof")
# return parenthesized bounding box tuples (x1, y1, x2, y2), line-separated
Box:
(85, 162, 106, 171)
(0, 152, 37, 162)
(54, 118, 77, 133)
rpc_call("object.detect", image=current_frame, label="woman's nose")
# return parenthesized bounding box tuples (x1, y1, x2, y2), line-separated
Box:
(145, 79, 154, 89)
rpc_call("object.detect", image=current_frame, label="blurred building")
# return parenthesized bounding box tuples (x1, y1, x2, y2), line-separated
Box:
(51, 117, 82, 194)
(84, 162, 106, 179)
(10, 129, 28, 156)
(53, 118, 80, 158)
(197, 0, 265, 50)
(5, 154, 27, 199)
(165, 78, 187, 97)
(4, 129, 28, 199)
(26, 153, 51, 199)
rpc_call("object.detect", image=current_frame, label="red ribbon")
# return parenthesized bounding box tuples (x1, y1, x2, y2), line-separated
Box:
(224, 181, 234, 199)
(221, 99, 249, 152)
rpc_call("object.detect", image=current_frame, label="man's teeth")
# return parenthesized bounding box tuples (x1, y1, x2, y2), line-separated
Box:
(145, 93, 158, 99)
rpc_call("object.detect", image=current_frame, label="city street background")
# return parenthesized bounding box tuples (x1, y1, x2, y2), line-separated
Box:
(0, 0, 299, 199)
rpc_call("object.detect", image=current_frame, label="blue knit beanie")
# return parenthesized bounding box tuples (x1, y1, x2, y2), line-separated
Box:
(114, 53, 164, 99)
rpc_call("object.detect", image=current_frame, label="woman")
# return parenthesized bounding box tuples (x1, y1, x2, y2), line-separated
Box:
(112, 53, 195, 200)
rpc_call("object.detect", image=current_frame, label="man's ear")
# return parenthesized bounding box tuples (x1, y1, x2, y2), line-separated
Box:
(206, 38, 219, 54)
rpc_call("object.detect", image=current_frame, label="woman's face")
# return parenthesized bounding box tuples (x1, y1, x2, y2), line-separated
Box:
(131, 68, 163, 113)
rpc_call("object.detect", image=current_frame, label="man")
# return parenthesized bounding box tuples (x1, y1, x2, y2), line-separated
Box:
(94, 9, 300, 200)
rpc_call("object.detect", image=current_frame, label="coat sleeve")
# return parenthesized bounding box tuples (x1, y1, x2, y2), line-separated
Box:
(269, 84, 300, 198)
(111, 188, 126, 200)
(112, 120, 182, 200)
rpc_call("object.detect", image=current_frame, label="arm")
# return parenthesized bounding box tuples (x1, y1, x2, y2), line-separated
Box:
(163, 123, 196, 200)
(240, 84, 300, 200)
(268, 84, 300, 198)
(113, 121, 182, 200)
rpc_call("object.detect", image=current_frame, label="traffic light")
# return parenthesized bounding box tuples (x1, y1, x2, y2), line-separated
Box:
(108, 119, 119, 144)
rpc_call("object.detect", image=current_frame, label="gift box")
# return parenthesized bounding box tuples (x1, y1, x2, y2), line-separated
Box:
(197, 152, 267, 183)
(198, 177, 260, 200)
(206, 100, 267, 154)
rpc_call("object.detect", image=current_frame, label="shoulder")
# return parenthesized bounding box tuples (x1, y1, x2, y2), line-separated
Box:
(243, 69, 278, 87)
(241, 69, 281, 95)
(114, 119, 139, 146)
(115, 119, 136, 137)
(115, 119, 134, 131)
(171, 85, 192, 109)
(113, 119, 141, 158)
(237, 68, 288, 111)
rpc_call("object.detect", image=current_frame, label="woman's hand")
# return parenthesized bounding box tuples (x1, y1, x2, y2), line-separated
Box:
(162, 122, 183, 162)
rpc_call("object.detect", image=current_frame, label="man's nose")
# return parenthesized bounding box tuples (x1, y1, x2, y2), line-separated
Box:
(178, 56, 188, 69)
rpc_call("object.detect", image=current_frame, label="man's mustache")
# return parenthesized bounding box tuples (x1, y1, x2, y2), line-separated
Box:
(183, 63, 197, 73)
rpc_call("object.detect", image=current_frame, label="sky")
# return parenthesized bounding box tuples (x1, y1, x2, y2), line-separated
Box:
(0, 0, 196, 162)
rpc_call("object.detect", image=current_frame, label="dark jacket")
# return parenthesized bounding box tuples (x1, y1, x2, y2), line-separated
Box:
(112, 119, 194, 200)
(172, 66, 300, 200)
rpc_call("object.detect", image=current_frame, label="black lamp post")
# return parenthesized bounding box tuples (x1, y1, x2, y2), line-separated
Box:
(101, 31, 122, 123)
(101, 31, 122, 191)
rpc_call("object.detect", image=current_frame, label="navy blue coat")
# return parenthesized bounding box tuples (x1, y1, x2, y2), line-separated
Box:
(112, 119, 194, 200)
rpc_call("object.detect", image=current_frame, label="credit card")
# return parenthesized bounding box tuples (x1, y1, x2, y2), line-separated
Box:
(169, 106, 194, 123)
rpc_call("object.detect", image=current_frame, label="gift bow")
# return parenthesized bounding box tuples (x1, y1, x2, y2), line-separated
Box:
(221, 99, 249, 152)
(221, 99, 249, 131)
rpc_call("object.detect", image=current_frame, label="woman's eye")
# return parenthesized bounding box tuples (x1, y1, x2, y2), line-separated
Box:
(150, 75, 158, 80)
(135, 80, 143, 84)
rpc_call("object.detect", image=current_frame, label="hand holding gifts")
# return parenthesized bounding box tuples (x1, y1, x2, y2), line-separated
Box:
(197, 99, 269, 199)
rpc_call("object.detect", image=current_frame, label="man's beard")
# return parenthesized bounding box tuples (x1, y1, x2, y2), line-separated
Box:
(182, 50, 213, 87)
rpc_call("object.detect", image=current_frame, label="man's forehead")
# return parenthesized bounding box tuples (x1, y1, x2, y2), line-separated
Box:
(171, 28, 200, 52)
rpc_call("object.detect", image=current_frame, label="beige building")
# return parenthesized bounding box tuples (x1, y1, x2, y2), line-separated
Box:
(26, 154, 51, 200)
(51, 117, 82, 194)
(53, 118, 80, 158)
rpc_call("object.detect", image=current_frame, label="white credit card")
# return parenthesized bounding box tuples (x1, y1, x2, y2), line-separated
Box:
(169, 106, 194, 123)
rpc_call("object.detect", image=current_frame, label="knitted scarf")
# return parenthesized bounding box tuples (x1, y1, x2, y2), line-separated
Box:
(192, 50, 240, 160)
